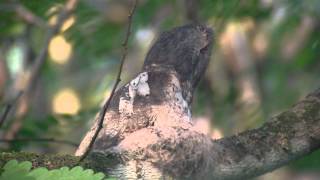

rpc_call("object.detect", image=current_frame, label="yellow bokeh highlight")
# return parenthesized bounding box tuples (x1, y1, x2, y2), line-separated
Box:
(49, 35, 72, 64)
(53, 88, 81, 115)
(49, 15, 75, 32)
(49, 14, 57, 26)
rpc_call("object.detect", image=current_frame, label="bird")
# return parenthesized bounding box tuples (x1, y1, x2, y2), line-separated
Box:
(75, 24, 213, 179)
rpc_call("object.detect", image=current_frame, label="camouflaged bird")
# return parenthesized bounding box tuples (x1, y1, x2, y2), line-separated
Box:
(76, 24, 213, 179)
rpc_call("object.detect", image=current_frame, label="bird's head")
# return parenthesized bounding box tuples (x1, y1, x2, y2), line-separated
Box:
(143, 24, 214, 103)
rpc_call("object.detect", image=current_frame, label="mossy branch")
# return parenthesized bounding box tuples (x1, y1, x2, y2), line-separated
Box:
(0, 88, 320, 179)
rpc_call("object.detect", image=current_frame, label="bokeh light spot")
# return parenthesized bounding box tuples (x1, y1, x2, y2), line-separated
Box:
(135, 28, 155, 49)
(6, 44, 23, 76)
(49, 15, 75, 32)
(53, 88, 81, 115)
(49, 35, 72, 64)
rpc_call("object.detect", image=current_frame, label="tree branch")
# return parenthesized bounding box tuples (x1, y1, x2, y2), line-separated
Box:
(14, 4, 47, 28)
(207, 88, 320, 179)
(131, 88, 320, 180)
(0, 151, 119, 174)
(0, 91, 23, 128)
(0, 3, 47, 28)
(0, 89, 319, 179)
(0, 138, 79, 147)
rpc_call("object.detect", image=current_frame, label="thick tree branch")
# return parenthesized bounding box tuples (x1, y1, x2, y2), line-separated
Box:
(0, 151, 120, 175)
(0, 89, 319, 179)
(0, 138, 79, 147)
(182, 88, 320, 179)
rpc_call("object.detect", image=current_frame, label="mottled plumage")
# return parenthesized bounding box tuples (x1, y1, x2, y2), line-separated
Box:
(76, 24, 213, 179)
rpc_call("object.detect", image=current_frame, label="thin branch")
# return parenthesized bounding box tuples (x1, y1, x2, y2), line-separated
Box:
(26, 0, 78, 93)
(0, 138, 78, 147)
(79, 0, 139, 162)
(3, 0, 78, 139)
(15, 4, 47, 28)
(0, 3, 47, 28)
(0, 91, 23, 128)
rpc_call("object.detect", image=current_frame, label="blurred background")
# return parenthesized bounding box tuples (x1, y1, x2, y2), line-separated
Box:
(0, 0, 319, 179)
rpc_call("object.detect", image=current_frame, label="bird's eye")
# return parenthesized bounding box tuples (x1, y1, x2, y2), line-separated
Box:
(133, 83, 136, 86)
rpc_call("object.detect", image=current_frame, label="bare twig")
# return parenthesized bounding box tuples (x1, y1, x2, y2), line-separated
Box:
(0, 3, 47, 28)
(27, 0, 78, 92)
(0, 91, 23, 128)
(79, 0, 139, 162)
(4, 0, 78, 139)
(0, 138, 78, 147)
(15, 4, 47, 28)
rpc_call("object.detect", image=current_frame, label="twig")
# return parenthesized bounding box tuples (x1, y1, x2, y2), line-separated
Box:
(15, 4, 47, 28)
(27, 0, 78, 92)
(79, 0, 139, 162)
(0, 138, 78, 147)
(0, 3, 47, 28)
(0, 91, 23, 128)
(3, 0, 78, 139)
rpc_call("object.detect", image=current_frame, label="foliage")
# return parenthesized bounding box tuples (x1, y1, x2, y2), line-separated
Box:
(0, 160, 112, 180)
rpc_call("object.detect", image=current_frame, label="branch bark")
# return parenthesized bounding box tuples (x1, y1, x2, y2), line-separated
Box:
(1, 88, 319, 179)
(0, 138, 79, 147)
(186, 88, 320, 179)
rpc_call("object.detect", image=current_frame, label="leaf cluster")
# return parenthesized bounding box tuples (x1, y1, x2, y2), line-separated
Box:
(0, 160, 113, 180)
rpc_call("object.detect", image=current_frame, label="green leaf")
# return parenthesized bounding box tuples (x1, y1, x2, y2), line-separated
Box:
(0, 160, 34, 180)
(28, 168, 49, 180)
(0, 160, 108, 180)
